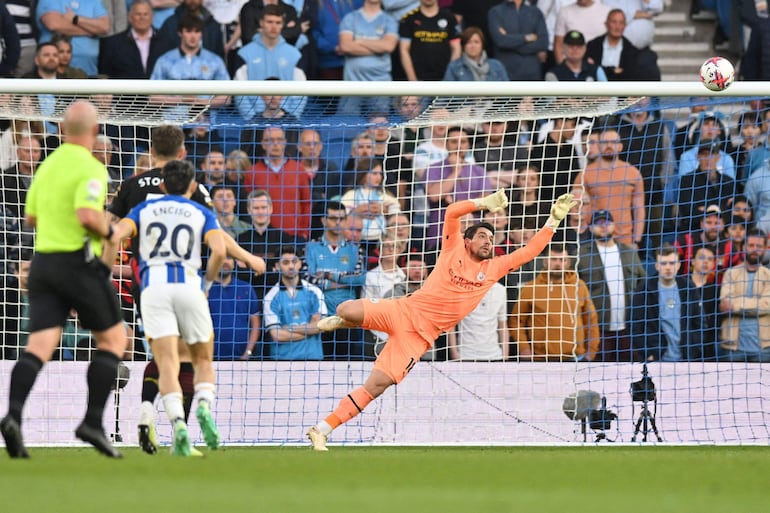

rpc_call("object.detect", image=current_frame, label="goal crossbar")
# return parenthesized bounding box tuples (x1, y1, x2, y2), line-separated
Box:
(2, 79, 769, 97)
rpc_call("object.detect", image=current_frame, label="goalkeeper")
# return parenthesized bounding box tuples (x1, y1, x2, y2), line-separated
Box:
(307, 190, 576, 450)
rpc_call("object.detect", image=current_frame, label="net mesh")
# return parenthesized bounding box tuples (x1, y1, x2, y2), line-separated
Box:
(1, 89, 769, 446)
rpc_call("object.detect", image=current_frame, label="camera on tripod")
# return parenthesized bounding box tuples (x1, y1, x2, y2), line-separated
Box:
(630, 364, 663, 442)
(588, 397, 617, 432)
(630, 371, 656, 403)
(563, 390, 617, 442)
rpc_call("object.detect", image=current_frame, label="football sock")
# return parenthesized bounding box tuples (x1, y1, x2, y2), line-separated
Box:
(325, 387, 374, 429)
(84, 350, 120, 429)
(193, 382, 216, 408)
(7, 352, 43, 424)
(141, 360, 159, 403)
(162, 392, 185, 424)
(138, 401, 155, 426)
(316, 420, 334, 436)
(142, 361, 195, 419)
(179, 362, 195, 421)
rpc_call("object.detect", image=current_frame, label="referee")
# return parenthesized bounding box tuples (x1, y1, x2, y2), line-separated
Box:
(0, 101, 126, 459)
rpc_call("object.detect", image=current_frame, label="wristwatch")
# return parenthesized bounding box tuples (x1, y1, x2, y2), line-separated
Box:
(72, 14, 79, 25)
(245, 349, 253, 356)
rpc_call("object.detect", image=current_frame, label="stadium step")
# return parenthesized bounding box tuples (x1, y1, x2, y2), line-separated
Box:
(654, 3, 716, 82)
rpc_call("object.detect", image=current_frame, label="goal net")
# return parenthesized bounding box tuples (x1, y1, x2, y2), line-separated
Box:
(0, 80, 769, 447)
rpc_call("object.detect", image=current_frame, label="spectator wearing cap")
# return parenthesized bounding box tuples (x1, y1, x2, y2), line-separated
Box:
(578, 208, 646, 362)
(674, 205, 732, 278)
(545, 30, 607, 81)
(674, 142, 737, 232)
(574, 126, 645, 248)
(487, 0, 548, 81)
(673, 108, 729, 161)
(553, 0, 611, 65)
(676, 114, 736, 180)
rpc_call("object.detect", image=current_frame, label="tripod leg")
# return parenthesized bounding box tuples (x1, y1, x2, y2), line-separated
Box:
(649, 415, 662, 442)
(112, 390, 123, 443)
(632, 413, 644, 442)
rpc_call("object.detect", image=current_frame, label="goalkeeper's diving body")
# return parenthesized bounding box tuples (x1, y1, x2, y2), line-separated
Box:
(307, 190, 576, 450)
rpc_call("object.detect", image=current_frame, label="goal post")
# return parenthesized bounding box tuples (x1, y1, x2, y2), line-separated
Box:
(0, 80, 769, 447)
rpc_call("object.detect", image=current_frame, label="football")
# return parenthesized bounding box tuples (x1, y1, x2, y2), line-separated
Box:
(699, 56, 735, 91)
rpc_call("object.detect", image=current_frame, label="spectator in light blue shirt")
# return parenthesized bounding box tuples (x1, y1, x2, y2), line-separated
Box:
(264, 247, 327, 361)
(303, 200, 368, 359)
(150, 15, 230, 120)
(337, 0, 398, 116)
(231, 5, 307, 119)
(37, 0, 109, 75)
(676, 115, 735, 179)
(745, 162, 770, 237)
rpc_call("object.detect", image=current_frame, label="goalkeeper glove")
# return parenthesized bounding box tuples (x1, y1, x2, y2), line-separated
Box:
(474, 188, 508, 213)
(546, 193, 578, 229)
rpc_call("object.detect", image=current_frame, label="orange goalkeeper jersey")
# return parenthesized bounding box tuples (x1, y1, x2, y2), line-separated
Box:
(405, 200, 554, 342)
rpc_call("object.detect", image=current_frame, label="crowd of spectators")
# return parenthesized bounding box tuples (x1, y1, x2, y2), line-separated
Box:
(0, 0, 769, 363)
(0, 0, 668, 85)
(1, 92, 768, 363)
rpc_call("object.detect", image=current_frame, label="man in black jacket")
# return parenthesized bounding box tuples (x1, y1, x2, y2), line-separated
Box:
(631, 245, 694, 362)
(98, 0, 172, 78)
(586, 9, 659, 81)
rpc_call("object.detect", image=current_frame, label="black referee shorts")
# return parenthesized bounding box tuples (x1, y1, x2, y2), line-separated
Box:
(27, 250, 124, 333)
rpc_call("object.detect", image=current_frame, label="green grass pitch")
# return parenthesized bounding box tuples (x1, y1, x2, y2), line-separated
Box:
(1, 446, 767, 513)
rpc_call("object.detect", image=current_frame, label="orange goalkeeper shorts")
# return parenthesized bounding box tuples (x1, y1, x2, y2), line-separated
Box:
(362, 297, 432, 384)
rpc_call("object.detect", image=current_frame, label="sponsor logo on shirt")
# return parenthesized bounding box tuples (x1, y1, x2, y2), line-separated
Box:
(448, 267, 483, 290)
(86, 179, 103, 202)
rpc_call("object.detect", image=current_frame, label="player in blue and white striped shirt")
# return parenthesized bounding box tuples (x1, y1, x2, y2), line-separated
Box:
(110, 160, 227, 456)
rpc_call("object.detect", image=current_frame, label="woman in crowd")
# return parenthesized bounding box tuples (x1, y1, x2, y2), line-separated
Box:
(341, 158, 400, 244)
(443, 27, 509, 82)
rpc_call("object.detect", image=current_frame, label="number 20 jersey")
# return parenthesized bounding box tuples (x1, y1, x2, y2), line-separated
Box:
(124, 195, 222, 289)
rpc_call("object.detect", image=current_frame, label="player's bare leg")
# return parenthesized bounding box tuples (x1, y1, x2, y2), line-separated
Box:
(189, 336, 220, 450)
(317, 299, 365, 332)
(139, 339, 196, 455)
(153, 335, 198, 457)
(307, 369, 394, 451)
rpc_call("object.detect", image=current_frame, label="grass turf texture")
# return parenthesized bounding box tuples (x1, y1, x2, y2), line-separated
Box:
(0, 446, 766, 513)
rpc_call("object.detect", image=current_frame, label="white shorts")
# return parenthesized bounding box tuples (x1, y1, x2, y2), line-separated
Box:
(141, 283, 213, 344)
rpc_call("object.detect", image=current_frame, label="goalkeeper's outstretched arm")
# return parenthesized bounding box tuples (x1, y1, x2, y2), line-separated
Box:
(470, 188, 577, 229)
(545, 193, 578, 230)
